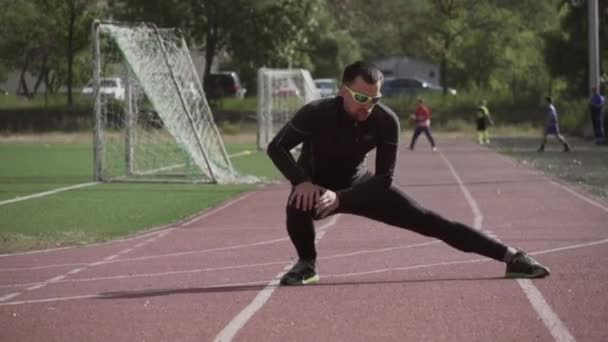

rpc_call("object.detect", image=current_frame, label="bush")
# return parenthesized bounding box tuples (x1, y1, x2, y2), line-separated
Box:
(0, 106, 92, 132)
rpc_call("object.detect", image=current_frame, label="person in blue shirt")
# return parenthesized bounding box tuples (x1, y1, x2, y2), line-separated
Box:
(590, 86, 606, 144)
(538, 96, 570, 152)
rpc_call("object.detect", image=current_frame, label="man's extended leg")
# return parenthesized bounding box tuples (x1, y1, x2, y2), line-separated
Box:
(339, 185, 550, 278)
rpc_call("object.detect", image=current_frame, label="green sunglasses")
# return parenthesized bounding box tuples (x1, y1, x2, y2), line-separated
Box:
(344, 85, 382, 105)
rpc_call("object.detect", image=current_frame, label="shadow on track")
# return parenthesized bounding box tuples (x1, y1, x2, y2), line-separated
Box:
(97, 276, 505, 300)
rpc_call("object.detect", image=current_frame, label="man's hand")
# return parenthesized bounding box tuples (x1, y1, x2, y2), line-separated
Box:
(315, 189, 339, 218)
(289, 181, 324, 211)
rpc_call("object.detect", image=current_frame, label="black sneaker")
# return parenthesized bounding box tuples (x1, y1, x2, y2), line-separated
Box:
(280, 260, 319, 285)
(505, 251, 551, 279)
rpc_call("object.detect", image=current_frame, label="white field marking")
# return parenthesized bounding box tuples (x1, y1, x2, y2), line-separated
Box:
(439, 150, 576, 342)
(135, 150, 254, 176)
(0, 182, 99, 206)
(213, 215, 341, 342)
(0, 189, 253, 258)
(0, 229, 172, 303)
(0, 149, 253, 208)
(0, 239, 441, 288)
(229, 150, 253, 158)
(0, 237, 606, 305)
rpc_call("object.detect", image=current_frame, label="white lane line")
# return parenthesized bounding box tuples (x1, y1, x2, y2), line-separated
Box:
(519, 280, 576, 342)
(0, 239, 441, 288)
(0, 232, 432, 272)
(494, 152, 608, 213)
(319, 240, 441, 260)
(179, 193, 253, 227)
(0, 182, 99, 206)
(529, 238, 608, 256)
(0, 262, 89, 272)
(0, 279, 271, 307)
(0, 292, 21, 301)
(213, 215, 341, 342)
(0, 236, 287, 272)
(0, 237, 605, 305)
(0, 228, 170, 258)
(0, 229, 173, 303)
(439, 150, 576, 342)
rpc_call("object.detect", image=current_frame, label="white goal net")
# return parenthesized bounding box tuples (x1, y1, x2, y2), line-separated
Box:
(92, 21, 240, 183)
(256, 68, 320, 150)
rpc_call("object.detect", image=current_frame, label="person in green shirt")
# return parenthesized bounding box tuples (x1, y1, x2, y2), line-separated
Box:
(476, 100, 494, 144)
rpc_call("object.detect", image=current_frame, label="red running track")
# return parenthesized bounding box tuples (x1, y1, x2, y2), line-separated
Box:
(1, 138, 607, 342)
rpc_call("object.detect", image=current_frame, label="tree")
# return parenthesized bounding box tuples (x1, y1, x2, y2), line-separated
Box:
(544, 0, 608, 97)
(0, 0, 49, 97)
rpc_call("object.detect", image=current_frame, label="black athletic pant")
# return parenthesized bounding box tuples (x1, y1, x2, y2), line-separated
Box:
(286, 180, 507, 262)
(409, 126, 436, 149)
(591, 106, 604, 140)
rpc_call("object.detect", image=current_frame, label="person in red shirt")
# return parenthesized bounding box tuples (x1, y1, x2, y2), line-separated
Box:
(409, 97, 437, 152)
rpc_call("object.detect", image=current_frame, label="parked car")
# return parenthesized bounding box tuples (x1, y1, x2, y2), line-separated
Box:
(382, 77, 456, 97)
(203, 71, 246, 99)
(81, 77, 126, 101)
(271, 78, 301, 97)
(314, 78, 338, 98)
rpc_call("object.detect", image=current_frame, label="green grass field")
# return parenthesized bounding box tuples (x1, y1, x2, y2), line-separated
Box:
(0, 134, 280, 253)
(1, 130, 606, 254)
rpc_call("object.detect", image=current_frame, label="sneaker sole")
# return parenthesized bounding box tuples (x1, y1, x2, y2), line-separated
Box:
(280, 274, 320, 286)
(505, 269, 550, 279)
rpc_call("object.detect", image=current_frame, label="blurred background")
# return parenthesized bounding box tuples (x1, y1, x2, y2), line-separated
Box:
(0, 0, 606, 136)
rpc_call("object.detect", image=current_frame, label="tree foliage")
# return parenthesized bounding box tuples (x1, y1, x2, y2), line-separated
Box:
(1, 0, 605, 104)
(0, 0, 99, 104)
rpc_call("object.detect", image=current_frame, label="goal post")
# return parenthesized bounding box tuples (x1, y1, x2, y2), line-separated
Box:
(91, 20, 240, 183)
(256, 68, 320, 150)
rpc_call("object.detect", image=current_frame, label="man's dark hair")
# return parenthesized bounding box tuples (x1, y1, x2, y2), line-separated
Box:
(342, 61, 383, 85)
(545, 96, 552, 103)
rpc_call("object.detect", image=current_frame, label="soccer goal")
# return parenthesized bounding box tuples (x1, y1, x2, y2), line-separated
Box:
(91, 20, 238, 183)
(256, 68, 320, 150)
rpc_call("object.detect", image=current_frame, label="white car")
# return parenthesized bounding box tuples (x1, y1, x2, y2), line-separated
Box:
(314, 78, 338, 98)
(82, 77, 126, 101)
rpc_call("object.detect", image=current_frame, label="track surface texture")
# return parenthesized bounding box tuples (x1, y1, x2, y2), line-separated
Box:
(1, 138, 606, 342)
